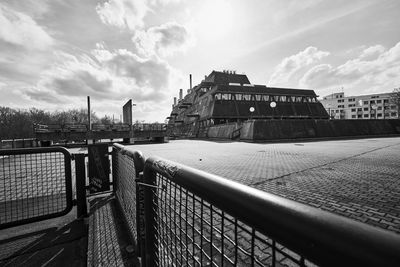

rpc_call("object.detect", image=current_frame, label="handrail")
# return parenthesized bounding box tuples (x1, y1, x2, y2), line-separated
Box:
(144, 156, 400, 266)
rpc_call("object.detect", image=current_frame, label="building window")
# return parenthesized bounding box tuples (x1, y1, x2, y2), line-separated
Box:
(351, 108, 356, 112)
(377, 106, 382, 110)
(364, 107, 369, 111)
(357, 108, 362, 111)
(255, 94, 262, 101)
(335, 110, 339, 113)
(338, 105, 344, 108)
(348, 98, 355, 102)
(364, 114, 369, 118)
(221, 93, 231, 100)
(377, 113, 382, 117)
(351, 115, 356, 118)
(370, 100, 375, 104)
(349, 104, 355, 107)
(391, 112, 397, 117)
(215, 93, 222, 100)
(242, 94, 251, 101)
(235, 94, 242, 101)
(357, 115, 362, 118)
(277, 95, 286, 102)
(363, 101, 368, 105)
(384, 99, 389, 103)
(263, 95, 270, 101)
(377, 100, 382, 103)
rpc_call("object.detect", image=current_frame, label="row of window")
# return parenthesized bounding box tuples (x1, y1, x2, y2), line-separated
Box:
(333, 104, 396, 110)
(338, 99, 389, 104)
(331, 109, 397, 117)
(350, 113, 397, 118)
(215, 93, 318, 103)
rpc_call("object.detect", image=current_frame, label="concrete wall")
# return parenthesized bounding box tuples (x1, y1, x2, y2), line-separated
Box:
(0, 139, 38, 149)
(241, 119, 400, 141)
(207, 122, 241, 139)
(199, 119, 400, 141)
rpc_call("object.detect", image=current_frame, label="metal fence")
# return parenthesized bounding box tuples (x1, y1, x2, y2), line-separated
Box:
(113, 145, 400, 267)
(112, 144, 145, 253)
(0, 147, 73, 229)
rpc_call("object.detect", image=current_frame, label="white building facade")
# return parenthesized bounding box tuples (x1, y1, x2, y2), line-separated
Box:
(320, 92, 398, 120)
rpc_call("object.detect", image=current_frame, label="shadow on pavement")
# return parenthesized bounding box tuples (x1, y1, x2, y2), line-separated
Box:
(0, 219, 87, 267)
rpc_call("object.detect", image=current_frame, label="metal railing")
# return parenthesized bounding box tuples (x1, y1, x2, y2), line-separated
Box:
(0, 147, 73, 229)
(112, 145, 400, 266)
(112, 144, 145, 254)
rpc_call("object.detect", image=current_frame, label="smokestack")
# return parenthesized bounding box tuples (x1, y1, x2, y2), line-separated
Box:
(190, 74, 192, 90)
(87, 96, 91, 130)
(174, 97, 177, 106)
(179, 89, 183, 100)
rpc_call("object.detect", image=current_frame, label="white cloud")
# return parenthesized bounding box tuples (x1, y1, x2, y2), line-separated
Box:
(25, 47, 184, 121)
(300, 42, 400, 94)
(269, 46, 329, 86)
(359, 45, 385, 60)
(0, 3, 53, 50)
(96, 0, 148, 30)
(133, 22, 191, 57)
(31, 49, 174, 101)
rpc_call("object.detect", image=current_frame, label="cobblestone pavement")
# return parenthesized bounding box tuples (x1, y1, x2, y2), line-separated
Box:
(128, 137, 400, 234)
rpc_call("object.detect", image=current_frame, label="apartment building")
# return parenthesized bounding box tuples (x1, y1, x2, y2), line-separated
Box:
(320, 92, 398, 120)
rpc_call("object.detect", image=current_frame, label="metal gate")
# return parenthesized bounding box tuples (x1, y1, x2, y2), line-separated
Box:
(0, 147, 73, 229)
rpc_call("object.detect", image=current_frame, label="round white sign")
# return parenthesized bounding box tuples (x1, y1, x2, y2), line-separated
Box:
(270, 101, 277, 108)
(249, 107, 255, 112)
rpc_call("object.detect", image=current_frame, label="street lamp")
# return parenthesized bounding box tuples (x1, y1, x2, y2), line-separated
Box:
(270, 101, 276, 119)
(249, 106, 255, 120)
(371, 104, 377, 119)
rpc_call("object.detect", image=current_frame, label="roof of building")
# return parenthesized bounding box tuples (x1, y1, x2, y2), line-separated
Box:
(204, 70, 250, 85)
(215, 85, 317, 96)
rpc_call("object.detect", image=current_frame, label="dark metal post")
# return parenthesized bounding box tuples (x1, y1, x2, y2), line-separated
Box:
(75, 153, 88, 218)
(142, 165, 158, 267)
(87, 96, 91, 131)
(111, 147, 118, 193)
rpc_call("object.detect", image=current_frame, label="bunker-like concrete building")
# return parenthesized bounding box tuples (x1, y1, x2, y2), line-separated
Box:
(167, 70, 329, 137)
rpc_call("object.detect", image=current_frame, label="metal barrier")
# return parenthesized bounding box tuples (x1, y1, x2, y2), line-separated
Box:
(112, 144, 145, 254)
(112, 145, 400, 266)
(0, 147, 73, 229)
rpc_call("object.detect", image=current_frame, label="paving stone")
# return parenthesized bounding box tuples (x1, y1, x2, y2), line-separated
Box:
(129, 137, 400, 234)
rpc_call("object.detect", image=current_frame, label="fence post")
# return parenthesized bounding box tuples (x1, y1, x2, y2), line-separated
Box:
(75, 153, 88, 218)
(142, 165, 158, 267)
(112, 147, 118, 193)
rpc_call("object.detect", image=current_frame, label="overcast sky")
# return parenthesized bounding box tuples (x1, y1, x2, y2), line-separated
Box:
(1, 0, 399, 122)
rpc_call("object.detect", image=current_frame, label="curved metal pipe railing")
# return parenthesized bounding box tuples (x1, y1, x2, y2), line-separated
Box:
(142, 156, 400, 267)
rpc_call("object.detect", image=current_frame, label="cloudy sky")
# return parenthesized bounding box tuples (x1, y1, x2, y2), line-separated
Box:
(1, 0, 399, 122)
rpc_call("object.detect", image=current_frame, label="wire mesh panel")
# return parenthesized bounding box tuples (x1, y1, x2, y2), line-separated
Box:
(0, 147, 72, 229)
(143, 156, 400, 267)
(112, 144, 145, 251)
(153, 174, 312, 267)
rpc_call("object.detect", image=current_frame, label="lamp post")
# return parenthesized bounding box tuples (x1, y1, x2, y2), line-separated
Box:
(326, 104, 331, 119)
(371, 104, 377, 119)
(249, 106, 255, 120)
(270, 101, 276, 119)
